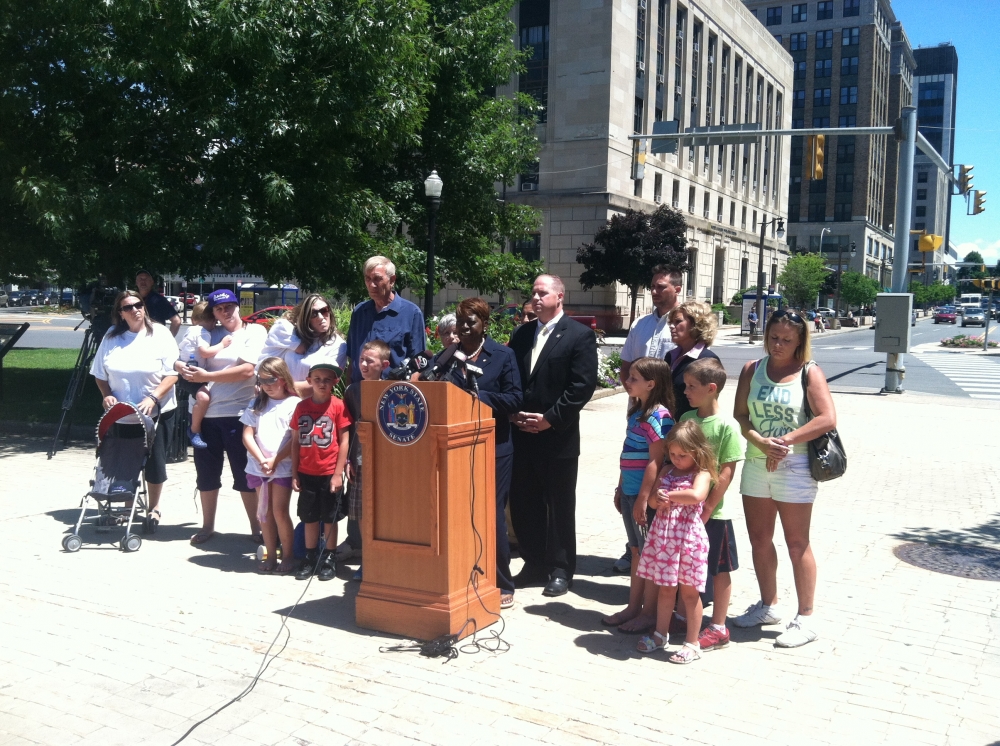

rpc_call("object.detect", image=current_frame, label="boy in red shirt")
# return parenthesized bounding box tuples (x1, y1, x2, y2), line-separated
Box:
(290, 363, 352, 580)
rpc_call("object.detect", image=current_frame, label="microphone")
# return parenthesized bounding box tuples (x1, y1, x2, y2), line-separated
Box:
(385, 351, 434, 380)
(424, 344, 460, 381)
(465, 362, 483, 397)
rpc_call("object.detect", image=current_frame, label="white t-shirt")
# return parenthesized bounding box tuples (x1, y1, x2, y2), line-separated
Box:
(90, 324, 179, 422)
(621, 309, 676, 362)
(203, 323, 267, 418)
(259, 318, 348, 382)
(239, 395, 300, 478)
(177, 325, 212, 367)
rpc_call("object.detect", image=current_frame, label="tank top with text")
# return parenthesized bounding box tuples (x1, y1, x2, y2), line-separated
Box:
(746, 356, 808, 459)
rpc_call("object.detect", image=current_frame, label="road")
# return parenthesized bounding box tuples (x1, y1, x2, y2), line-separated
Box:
(0, 307, 92, 350)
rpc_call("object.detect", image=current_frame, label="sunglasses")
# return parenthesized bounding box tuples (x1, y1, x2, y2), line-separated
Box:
(771, 310, 804, 324)
(257, 376, 280, 387)
(120, 302, 143, 313)
(310, 306, 331, 319)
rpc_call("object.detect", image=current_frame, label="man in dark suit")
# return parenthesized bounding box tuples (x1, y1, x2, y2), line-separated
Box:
(508, 275, 598, 597)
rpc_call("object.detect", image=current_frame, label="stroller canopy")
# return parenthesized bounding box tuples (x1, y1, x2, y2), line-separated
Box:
(97, 402, 156, 448)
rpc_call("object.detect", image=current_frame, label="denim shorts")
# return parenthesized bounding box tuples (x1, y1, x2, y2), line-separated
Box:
(620, 493, 647, 552)
(193, 417, 251, 493)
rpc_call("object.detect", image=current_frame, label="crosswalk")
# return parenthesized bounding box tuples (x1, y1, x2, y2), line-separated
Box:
(912, 353, 1000, 400)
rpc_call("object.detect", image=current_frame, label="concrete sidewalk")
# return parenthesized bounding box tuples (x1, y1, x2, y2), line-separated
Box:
(2, 387, 999, 745)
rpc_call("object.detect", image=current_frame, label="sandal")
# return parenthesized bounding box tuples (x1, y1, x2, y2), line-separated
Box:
(148, 509, 161, 530)
(190, 531, 215, 546)
(668, 642, 701, 665)
(601, 610, 634, 627)
(501, 592, 515, 610)
(618, 615, 656, 634)
(257, 560, 278, 574)
(636, 631, 667, 654)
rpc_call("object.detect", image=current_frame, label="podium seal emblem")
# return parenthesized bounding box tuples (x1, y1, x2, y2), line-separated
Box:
(377, 383, 428, 445)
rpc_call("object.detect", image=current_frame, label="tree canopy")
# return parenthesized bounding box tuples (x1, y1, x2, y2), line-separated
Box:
(0, 0, 540, 299)
(839, 271, 880, 309)
(576, 205, 689, 325)
(776, 254, 828, 309)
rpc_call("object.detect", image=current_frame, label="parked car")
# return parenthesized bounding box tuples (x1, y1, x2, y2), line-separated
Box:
(178, 292, 201, 308)
(815, 306, 836, 318)
(933, 306, 957, 324)
(961, 307, 986, 328)
(61, 289, 76, 307)
(8, 290, 23, 306)
(24, 289, 40, 306)
(164, 295, 184, 313)
(242, 306, 293, 326)
(0, 290, 8, 308)
(37, 289, 54, 306)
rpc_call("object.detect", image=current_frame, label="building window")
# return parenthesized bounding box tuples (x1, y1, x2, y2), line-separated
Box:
(835, 172, 854, 192)
(813, 88, 831, 106)
(792, 118, 804, 129)
(842, 27, 860, 45)
(841, 56, 859, 75)
(793, 89, 805, 108)
(815, 59, 833, 78)
(653, 173, 663, 203)
(513, 234, 541, 261)
(766, 7, 782, 25)
(839, 85, 858, 104)
(792, 3, 808, 22)
(816, 30, 834, 49)
(519, 16, 550, 123)
(917, 171, 928, 183)
(915, 206, 927, 217)
(790, 32, 807, 51)
(834, 202, 851, 221)
(808, 204, 826, 222)
(914, 222, 926, 231)
(730, 202, 736, 226)
(837, 139, 855, 162)
(634, 97, 644, 133)
(741, 205, 747, 229)
(916, 189, 927, 200)
(817, 1, 834, 20)
(794, 61, 807, 79)
(838, 115, 856, 127)
(844, 0, 860, 17)
(773, 34, 783, 43)
(688, 186, 696, 214)
(812, 116, 830, 127)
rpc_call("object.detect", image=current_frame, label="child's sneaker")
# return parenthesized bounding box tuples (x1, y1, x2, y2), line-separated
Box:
(316, 551, 336, 581)
(188, 429, 208, 449)
(775, 616, 818, 648)
(295, 550, 318, 580)
(732, 600, 781, 628)
(697, 625, 730, 651)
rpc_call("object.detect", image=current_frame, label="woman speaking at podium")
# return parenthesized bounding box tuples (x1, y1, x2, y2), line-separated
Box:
(440, 298, 522, 609)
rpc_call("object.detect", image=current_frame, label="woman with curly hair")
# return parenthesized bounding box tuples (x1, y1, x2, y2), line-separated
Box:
(665, 300, 721, 418)
(259, 293, 347, 396)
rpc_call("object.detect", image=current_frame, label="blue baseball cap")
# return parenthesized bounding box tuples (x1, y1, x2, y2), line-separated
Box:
(206, 289, 239, 308)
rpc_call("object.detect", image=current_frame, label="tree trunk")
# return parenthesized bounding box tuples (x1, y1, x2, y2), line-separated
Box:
(629, 284, 640, 328)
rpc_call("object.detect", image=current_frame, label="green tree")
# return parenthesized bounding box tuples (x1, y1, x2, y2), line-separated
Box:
(958, 251, 987, 280)
(909, 282, 930, 308)
(776, 254, 828, 309)
(1, 0, 540, 298)
(576, 205, 690, 326)
(839, 271, 879, 309)
(927, 281, 956, 305)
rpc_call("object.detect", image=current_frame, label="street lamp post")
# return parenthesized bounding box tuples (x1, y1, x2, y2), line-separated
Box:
(833, 240, 857, 319)
(423, 170, 444, 319)
(752, 217, 785, 342)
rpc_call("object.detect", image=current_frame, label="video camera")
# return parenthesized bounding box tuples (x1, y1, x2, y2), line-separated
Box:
(78, 282, 119, 339)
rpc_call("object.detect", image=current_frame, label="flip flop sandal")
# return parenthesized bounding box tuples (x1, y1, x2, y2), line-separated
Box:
(501, 593, 515, 610)
(636, 631, 667, 654)
(618, 617, 656, 635)
(601, 611, 632, 626)
(668, 642, 702, 665)
(190, 531, 215, 546)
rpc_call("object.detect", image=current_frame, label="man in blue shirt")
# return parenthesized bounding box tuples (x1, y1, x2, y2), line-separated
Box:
(345, 256, 427, 385)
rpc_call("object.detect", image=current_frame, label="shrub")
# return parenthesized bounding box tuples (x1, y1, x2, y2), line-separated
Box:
(597, 348, 622, 389)
(940, 334, 999, 349)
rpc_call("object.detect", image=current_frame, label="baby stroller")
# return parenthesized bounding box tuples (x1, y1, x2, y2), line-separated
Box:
(62, 402, 156, 553)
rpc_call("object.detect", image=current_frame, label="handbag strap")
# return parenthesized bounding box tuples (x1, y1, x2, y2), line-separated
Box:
(801, 361, 815, 421)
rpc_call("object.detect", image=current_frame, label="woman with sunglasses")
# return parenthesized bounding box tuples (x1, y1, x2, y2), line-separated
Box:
(90, 291, 180, 528)
(177, 289, 268, 545)
(731, 309, 836, 648)
(260, 294, 347, 396)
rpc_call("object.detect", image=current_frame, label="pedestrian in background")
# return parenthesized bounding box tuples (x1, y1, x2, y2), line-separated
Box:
(747, 308, 758, 339)
(135, 270, 180, 336)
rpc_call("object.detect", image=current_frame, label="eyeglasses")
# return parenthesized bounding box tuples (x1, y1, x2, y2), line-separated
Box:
(310, 306, 330, 319)
(257, 376, 279, 386)
(771, 310, 804, 324)
(120, 302, 143, 313)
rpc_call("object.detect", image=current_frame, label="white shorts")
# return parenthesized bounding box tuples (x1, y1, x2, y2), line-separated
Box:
(740, 454, 818, 504)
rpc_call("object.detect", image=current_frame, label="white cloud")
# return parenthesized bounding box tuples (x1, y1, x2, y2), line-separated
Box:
(955, 239, 1000, 263)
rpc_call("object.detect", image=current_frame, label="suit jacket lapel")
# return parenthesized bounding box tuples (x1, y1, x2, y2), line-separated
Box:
(528, 316, 568, 381)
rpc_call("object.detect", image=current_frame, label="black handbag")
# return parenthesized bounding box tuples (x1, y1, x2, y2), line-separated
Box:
(801, 362, 846, 482)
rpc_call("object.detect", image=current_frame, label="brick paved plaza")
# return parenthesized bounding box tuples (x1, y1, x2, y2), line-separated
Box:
(2, 386, 999, 745)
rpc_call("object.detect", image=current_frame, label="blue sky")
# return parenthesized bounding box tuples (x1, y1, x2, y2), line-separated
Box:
(896, 1, 998, 265)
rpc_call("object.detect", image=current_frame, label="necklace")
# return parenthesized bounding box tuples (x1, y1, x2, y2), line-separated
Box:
(464, 339, 485, 361)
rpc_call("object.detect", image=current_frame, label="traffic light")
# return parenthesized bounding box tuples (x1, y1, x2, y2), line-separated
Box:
(959, 165, 974, 195)
(806, 135, 825, 180)
(632, 138, 647, 181)
(974, 190, 987, 215)
(974, 278, 997, 290)
(917, 234, 943, 252)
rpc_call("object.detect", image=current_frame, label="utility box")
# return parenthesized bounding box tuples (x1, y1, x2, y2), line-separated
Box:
(873, 293, 913, 353)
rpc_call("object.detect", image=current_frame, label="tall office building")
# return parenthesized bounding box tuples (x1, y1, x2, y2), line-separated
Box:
(492, 0, 794, 329)
(909, 43, 958, 284)
(743, 0, 913, 288)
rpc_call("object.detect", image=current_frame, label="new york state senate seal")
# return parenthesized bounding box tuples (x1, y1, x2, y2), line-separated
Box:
(377, 382, 428, 445)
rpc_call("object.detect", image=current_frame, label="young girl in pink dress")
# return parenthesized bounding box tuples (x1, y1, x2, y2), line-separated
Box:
(635, 420, 717, 664)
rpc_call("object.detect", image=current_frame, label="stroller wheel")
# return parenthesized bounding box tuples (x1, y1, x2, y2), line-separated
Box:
(62, 534, 82, 553)
(121, 534, 142, 553)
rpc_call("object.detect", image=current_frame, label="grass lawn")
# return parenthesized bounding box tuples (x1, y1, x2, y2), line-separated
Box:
(0, 349, 104, 425)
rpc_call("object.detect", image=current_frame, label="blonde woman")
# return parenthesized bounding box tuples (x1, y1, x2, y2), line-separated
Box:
(665, 300, 721, 418)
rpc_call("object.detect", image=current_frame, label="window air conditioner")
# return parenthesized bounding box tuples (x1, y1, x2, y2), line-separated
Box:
(692, 96, 698, 105)
(639, 0, 647, 8)
(672, 200, 680, 207)
(709, 55, 715, 63)
(693, 42, 700, 52)
(654, 194, 663, 203)
(677, 30, 684, 39)
(638, 61, 645, 72)
(521, 183, 538, 191)
(675, 85, 683, 95)
(703, 210, 711, 218)
(657, 74, 665, 84)
(718, 213, 724, 222)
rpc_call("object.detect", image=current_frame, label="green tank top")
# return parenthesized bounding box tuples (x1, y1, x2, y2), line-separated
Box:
(746, 356, 808, 459)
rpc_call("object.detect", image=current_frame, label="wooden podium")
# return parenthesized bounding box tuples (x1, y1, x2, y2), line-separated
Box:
(355, 380, 500, 641)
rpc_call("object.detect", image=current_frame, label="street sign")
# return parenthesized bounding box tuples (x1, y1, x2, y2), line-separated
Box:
(650, 120, 679, 155)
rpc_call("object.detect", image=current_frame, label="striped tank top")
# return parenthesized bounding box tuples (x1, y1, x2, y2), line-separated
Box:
(746, 356, 808, 459)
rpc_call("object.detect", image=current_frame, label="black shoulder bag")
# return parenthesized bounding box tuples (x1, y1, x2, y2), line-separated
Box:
(801, 361, 847, 482)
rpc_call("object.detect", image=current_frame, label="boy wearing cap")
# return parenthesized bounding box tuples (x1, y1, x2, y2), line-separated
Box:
(290, 363, 352, 580)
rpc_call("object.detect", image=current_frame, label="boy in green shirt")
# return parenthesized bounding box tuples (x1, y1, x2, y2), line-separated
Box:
(680, 357, 745, 651)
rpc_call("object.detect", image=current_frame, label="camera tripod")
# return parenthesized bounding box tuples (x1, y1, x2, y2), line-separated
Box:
(47, 316, 108, 459)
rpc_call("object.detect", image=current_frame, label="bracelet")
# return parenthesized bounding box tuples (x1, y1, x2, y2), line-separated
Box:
(147, 394, 160, 405)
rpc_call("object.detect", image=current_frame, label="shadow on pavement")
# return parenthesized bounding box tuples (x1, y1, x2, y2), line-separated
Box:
(891, 512, 1000, 550)
(573, 631, 636, 660)
(274, 581, 368, 635)
(565, 577, 628, 606)
(521, 600, 607, 633)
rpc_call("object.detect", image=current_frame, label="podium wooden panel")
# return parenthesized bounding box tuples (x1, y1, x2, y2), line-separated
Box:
(355, 380, 500, 641)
